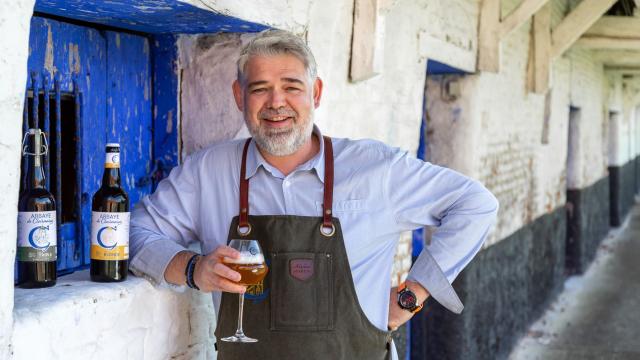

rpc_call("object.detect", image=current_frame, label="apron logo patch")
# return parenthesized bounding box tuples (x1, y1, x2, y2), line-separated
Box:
(290, 259, 314, 281)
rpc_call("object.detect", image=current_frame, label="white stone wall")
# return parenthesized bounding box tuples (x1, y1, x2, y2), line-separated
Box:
(0, 0, 35, 358)
(424, 0, 621, 245)
(12, 272, 215, 360)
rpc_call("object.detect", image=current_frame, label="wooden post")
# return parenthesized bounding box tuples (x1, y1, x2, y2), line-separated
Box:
(532, 4, 551, 94)
(477, 0, 501, 72)
(350, 0, 384, 82)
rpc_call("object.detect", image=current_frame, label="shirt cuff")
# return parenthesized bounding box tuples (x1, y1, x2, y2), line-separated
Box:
(407, 249, 464, 314)
(129, 238, 189, 291)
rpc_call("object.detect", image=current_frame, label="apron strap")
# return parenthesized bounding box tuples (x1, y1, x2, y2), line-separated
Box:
(237, 136, 335, 237)
(238, 139, 252, 234)
(321, 136, 335, 236)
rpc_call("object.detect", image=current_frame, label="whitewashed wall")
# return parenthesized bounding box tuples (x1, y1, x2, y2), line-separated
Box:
(0, 0, 35, 358)
(424, 0, 620, 245)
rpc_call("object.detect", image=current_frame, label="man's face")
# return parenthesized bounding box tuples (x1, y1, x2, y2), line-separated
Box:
(233, 54, 323, 156)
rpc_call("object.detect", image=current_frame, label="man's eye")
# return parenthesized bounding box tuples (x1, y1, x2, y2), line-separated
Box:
(251, 88, 266, 94)
(286, 87, 301, 92)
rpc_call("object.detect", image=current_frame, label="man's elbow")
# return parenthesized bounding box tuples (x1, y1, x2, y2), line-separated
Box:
(471, 181, 499, 217)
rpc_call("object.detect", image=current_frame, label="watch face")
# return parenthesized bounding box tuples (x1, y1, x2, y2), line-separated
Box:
(399, 290, 417, 309)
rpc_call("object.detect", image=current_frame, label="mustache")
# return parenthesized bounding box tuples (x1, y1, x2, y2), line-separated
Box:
(259, 108, 297, 119)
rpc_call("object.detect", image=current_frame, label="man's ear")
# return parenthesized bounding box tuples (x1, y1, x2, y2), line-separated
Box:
(313, 77, 323, 108)
(232, 80, 244, 112)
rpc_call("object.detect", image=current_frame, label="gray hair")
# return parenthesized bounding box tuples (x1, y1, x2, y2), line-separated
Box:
(237, 29, 318, 85)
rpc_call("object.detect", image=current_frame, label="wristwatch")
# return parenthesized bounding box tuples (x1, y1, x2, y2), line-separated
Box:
(397, 282, 424, 314)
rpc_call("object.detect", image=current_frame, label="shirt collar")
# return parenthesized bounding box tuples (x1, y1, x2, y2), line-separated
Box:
(244, 125, 326, 183)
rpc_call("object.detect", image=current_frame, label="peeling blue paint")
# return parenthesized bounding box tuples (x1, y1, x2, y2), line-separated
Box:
(35, 0, 269, 34)
(151, 34, 179, 185)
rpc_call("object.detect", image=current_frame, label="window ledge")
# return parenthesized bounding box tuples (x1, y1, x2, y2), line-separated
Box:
(12, 270, 215, 359)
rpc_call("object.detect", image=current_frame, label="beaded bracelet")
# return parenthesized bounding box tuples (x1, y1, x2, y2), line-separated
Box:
(185, 254, 201, 290)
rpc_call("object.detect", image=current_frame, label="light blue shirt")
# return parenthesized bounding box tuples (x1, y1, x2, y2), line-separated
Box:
(130, 126, 498, 339)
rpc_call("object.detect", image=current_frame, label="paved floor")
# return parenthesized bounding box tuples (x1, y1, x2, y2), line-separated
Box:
(510, 205, 640, 360)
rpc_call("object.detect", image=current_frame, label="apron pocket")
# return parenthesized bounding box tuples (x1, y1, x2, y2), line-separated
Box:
(270, 252, 334, 331)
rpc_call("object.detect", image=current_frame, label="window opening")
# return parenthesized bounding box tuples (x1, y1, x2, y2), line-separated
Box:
(21, 73, 82, 275)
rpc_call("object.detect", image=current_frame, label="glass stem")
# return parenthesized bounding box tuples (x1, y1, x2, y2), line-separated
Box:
(236, 293, 245, 336)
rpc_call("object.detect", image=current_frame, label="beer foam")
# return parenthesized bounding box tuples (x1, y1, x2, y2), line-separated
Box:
(223, 253, 265, 264)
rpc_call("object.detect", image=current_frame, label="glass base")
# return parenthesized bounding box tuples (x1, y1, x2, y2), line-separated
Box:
(221, 333, 258, 343)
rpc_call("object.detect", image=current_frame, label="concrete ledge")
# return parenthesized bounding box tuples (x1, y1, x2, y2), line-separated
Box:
(12, 271, 215, 360)
(411, 206, 566, 360)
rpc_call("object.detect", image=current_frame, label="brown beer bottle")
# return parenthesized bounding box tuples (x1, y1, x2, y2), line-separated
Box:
(90, 143, 129, 282)
(17, 129, 57, 288)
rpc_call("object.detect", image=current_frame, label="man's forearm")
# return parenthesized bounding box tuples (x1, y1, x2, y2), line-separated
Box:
(164, 250, 198, 286)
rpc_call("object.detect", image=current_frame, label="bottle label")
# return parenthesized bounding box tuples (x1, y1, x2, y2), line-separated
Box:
(90, 212, 130, 260)
(105, 152, 120, 169)
(17, 211, 57, 262)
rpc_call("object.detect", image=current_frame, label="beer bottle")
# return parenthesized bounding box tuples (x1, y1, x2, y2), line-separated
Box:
(90, 143, 129, 282)
(17, 129, 57, 288)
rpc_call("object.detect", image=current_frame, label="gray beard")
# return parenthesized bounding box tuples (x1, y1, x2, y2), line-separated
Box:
(247, 115, 314, 156)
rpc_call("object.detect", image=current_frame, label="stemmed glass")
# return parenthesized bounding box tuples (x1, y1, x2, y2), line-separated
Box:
(220, 239, 268, 343)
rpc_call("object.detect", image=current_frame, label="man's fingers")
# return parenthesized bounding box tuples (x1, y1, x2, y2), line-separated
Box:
(212, 246, 241, 260)
(213, 277, 247, 294)
(212, 262, 242, 283)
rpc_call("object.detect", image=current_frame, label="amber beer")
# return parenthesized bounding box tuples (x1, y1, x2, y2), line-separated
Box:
(17, 129, 57, 288)
(224, 254, 268, 285)
(90, 143, 130, 282)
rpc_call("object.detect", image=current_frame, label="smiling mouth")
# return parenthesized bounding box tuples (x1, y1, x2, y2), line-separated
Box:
(262, 116, 294, 123)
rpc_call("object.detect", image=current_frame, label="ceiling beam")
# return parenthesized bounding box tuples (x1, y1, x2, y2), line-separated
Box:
(585, 16, 640, 38)
(577, 36, 640, 50)
(592, 50, 640, 67)
(551, 0, 618, 59)
(500, 0, 551, 38)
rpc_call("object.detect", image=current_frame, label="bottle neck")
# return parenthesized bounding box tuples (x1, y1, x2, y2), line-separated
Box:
(102, 167, 122, 188)
(27, 154, 46, 189)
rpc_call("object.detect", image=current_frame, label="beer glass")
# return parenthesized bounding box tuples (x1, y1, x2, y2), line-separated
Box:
(221, 239, 268, 343)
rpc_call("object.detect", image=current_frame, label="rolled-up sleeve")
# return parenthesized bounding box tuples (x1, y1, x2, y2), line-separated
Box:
(387, 151, 499, 313)
(129, 154, 202, 287)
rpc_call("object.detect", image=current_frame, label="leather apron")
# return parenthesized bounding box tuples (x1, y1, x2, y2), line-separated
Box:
(215, 137, 393, 360)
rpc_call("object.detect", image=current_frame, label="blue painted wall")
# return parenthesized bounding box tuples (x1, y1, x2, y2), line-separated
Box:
(35, 0, 268, 34)
(27, 17, 155, 271)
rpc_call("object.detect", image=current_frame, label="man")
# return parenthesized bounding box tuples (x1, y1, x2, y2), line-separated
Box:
(130, 29, 498, 359)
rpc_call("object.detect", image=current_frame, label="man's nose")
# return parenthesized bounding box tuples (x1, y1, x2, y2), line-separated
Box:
(268, 89, 286, 109)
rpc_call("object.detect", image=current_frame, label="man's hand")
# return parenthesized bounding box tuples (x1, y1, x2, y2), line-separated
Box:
(164, 247, 246, 293)
(388, 280, 430, 331)
(193, 246, 247, 293)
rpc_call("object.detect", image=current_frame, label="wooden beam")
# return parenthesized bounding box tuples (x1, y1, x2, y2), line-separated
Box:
(350, 0, 384, 82)
(592, 50, 640, 67)
(585, 16, 640, 38)
(551, 0, 618, 59)
(478, 0, 501, 72)
(532, 4, 551, 94)
(500, 0, 551, 38)
(577, 36, 640, 50)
